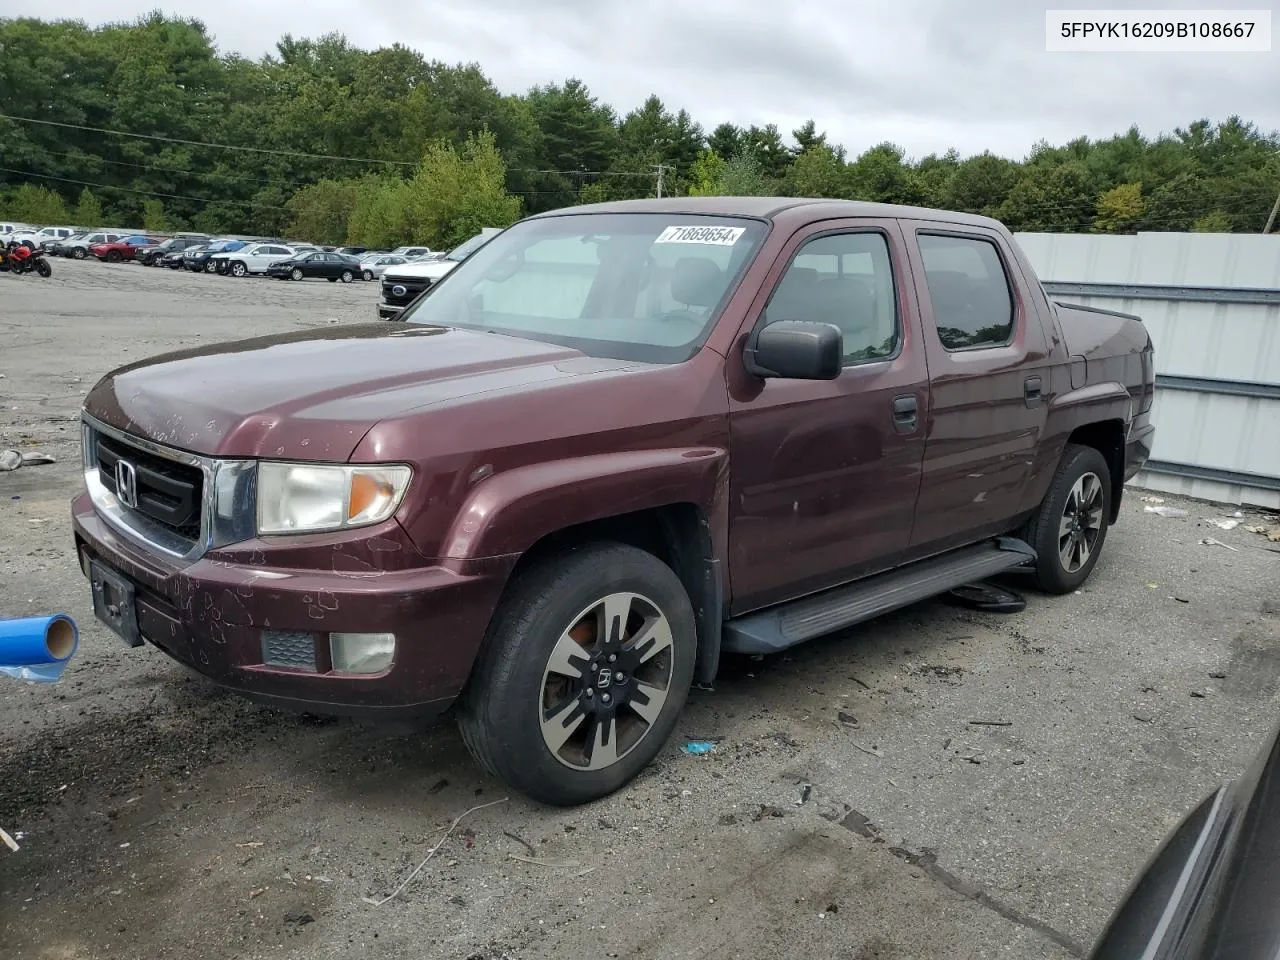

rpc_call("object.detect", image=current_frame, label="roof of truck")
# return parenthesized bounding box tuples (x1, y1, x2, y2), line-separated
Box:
(529, 196, 1005, 230)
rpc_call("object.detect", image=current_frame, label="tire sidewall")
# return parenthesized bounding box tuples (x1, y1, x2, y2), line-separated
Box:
(1032, 445, 1112, 593)
(231, 261, 246, 277)
(472, 546, 696, 805)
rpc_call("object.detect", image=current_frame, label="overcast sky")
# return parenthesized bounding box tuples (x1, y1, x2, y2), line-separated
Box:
(44, 0, 1280, 160)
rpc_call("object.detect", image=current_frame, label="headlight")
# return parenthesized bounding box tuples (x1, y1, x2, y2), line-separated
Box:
(256, 462, 412, 534)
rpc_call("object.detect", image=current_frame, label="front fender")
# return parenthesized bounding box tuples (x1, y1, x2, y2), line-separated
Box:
(440, 447, 728, 560)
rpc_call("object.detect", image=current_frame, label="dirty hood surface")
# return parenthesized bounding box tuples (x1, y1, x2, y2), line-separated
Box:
(83, 323, 585, 461)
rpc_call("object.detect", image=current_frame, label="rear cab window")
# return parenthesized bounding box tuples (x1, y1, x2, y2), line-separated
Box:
(916, 233, 1015, 350)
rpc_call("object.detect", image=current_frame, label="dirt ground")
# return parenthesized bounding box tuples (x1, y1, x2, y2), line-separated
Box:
(2, 259, 1278, 960)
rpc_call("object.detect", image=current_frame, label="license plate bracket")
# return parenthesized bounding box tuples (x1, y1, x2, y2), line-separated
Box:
(90, 560, 143, 648)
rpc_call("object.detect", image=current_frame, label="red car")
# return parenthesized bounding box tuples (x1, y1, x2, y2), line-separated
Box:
(73, 198, 1155, 805)
(90, 234, 166, 263)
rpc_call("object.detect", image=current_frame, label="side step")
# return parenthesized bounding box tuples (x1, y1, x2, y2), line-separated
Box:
(721, 537, 1037, 655)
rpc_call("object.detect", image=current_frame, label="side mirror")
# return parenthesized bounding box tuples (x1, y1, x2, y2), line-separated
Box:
(744, 320, 843, 380)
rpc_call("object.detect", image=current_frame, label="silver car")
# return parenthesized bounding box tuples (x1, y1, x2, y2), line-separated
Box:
(358, 254, 410, 281)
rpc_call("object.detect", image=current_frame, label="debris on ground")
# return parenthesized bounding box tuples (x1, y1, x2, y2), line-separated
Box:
(0, 450, 55, 471)
(750, 805, 785, 822)
(836, 711, 859, 728)
(1, 826, 19, 852)
(1241, 524, 1280, 542)
(945, 581, 1026, 613)
(1205, 517, 1242, 530)
(682, 740, 716, 755)
(1145, 505, 1189, 518)
(794, 783, 812, 806)
(1199, 537, 1238, 551)
(1140, 495, 1165, 504)
(967, 719, 1013, 727)
(850, 741, 884, 758)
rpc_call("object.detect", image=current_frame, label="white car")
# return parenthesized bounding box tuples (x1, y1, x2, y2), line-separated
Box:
(217, 243, 306, 277)
(389, 245, 433, 259)
(376, 229, 503, 320)
(11, 225, 78, 248)
(1, 222, 36, 238)
(358, 254, 410, 281)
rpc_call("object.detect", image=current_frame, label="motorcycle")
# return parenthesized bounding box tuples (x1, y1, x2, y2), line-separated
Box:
(1, 242, 53, 277)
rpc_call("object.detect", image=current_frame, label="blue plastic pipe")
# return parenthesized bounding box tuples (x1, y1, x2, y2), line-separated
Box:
(0, 614, 79, 683)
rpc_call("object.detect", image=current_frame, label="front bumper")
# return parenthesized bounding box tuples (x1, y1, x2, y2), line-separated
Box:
(72, 493, 514, 719)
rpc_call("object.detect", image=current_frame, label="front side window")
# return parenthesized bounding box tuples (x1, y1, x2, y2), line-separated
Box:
(917, 234, 1015, 350)
(763, 231, 900, 365)
(401, 214, 768, 363)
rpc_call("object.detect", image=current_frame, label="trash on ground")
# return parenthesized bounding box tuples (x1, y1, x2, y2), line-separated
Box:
(509, 854, 582, 869)
(0, 450, 55, 471)
(362, 796, 509, 907)
(1140, 495, 1165, 503)
(837, 711, 859, 728)
(1206, 518, 1241, 530)
(682, 740, 717, 755)
(967, 719, 1013, 727)
(851, 741, 883, 758)
(795, 783, 812, 806)
(1145, 506, 1188, 518)
(1199, 537, 1238, 551)
(945, 581, 1026, 613)
(0, 826, 19, 853)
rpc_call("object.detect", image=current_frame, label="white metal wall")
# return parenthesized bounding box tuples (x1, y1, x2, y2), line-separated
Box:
(1013, 231, 1280, 509)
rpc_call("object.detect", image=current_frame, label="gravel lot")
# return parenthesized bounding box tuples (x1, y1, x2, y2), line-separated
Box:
(2, 259, 1278, 960)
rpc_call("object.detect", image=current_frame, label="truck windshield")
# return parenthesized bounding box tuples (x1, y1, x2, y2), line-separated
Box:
(400, 213, 767, 363)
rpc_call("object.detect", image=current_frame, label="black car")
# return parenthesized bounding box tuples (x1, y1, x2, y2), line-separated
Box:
(1090, 718, 1280, 959)
(139, 235, 208, 266)
(265, 251, 364, 282)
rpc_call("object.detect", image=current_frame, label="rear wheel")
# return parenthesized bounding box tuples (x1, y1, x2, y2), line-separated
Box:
(362, 269, 373, 281)
(458, 543, 696, 806)
(105, 250, 122, 263)
(72, 248, 87, 259)
(1023, 443, 1112, 594)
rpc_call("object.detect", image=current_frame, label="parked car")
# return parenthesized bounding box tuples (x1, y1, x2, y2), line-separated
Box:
(160, 243, 206, 269)
(265, 250, 363, 282)
(388, 245, 433, 259)
(185, 239, 247, 272)
(0, 221, 36, 238)
(1090, 717, 1280, 959)
(335, 245, 369, 258)
(11, 225, 78, 248)
(138, 234, 210, 266)
(59, 230, 131, 259)
(357, 253, 409, 281)
(213, 243, 305, 277)
(377, 228, 503, 320)
(90, 235, 166, 263)
(71, 198, 1155, 806)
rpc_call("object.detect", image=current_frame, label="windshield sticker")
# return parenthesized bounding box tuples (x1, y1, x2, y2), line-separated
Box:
(654, 225, 746, 246)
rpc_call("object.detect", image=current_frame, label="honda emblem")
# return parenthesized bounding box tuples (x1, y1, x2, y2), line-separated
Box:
(115, 459, 139, 509)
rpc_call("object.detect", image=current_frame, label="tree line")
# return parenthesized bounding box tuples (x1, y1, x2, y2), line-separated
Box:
(2, 14, 1278, 247)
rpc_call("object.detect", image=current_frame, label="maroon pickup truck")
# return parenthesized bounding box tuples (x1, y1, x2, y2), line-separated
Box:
(72, 198, 1155, 805)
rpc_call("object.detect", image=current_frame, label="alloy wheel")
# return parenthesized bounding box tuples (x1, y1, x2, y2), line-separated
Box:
(1058, 471, 1104, 573)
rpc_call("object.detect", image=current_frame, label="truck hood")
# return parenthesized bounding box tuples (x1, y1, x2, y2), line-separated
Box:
(83, 323, 593, 461)
(384, 260, 458, 282)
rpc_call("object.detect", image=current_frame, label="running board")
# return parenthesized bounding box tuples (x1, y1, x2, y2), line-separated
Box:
(722, 537, 1037, 655)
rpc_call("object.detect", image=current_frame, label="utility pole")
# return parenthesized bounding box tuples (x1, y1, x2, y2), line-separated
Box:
(653, 163, 672, 198)
(1264, 189, 1280, 234)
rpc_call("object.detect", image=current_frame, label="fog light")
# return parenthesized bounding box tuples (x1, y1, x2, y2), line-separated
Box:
(329, 632, 396, 675)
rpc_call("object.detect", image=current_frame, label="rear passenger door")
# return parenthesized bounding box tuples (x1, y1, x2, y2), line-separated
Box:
(727, 220, 930, 612)
(900, 224, 1052, 553)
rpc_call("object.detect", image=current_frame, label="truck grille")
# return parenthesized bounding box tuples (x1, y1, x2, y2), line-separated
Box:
(382, 277, 432, 307)
(93, 433, 204, 545)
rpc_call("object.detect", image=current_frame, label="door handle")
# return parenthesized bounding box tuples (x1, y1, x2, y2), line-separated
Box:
(892, 395, 918, 434)
(1024, 376, 1043, 408)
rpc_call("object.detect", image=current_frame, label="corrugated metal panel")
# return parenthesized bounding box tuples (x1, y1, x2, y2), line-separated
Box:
(1013, 232, 1280, 509)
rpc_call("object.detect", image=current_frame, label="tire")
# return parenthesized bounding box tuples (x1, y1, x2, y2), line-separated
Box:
(204, 260, 217, 273)
(230, 261, 247, 277)
(72, 248, 87, 259)
(1022, 443, 1112, 594)
(362, 270, 373, 281)
(458, 542, 696, 806)
(291, 267, 303, 281)
(340, 270, 353, 283)
(105, 250, 122, 263)
(35, 259, 51, 278)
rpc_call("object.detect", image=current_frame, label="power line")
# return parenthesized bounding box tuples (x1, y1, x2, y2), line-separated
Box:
(0, 113, 418, 167)
(0, 166, 290, 211)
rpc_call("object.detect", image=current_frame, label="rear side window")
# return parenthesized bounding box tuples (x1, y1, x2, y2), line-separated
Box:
(917, 234, 1014, 350)
(764, 231, 899, 365)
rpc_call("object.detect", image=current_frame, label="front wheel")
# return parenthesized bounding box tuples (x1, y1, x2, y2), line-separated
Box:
(72, 248, 87, 260)
(291, 267, 303, 281)
(35, 259, 51, 278)
(230, 261, 247, 277)
(204, 261, 217, 273)
(1023, 443, 1112, 594)
(105, 250, 122, 263)
(458, 543, 696, 806)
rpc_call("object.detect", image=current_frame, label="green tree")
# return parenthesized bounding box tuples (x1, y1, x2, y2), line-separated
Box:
(400, 130, 521, 248)
(141, 198, 174, 232)
(785, 144, 848, 198)
(2, 184, 69, 223)
(73, 188, 104, 226)
(1192, 209, 1233, 232)
(708, 123, 743, 161)
(346, 175, 412, 248)
(1093, 182, 1144, 233)
(687, 149, 727, 196)
(286, 178, 361, 244)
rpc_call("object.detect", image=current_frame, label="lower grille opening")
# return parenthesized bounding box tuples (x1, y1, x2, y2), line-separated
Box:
(262, 630, 318, 671)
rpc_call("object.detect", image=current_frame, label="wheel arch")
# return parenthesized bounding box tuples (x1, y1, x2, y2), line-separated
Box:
(1066, 419, 1126, 522)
